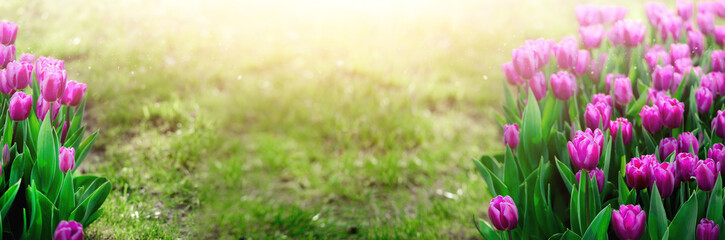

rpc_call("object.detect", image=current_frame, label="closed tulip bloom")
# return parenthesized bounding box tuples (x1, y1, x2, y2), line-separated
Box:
(652, 65, 674, 91)
(18, 53, 34, 64)
(8, 92, 31, 122)
(529, 72, 547, 101)
(716, 26, 725, 47)
(575, 167, 605, 192)
(503, 124, 519, 149)
(0, 69, 13, 96)
(525, 38, 554, 67)
(658, 14, 683, 42)
(573, 50, 590, 76)
(612, 76, 633, 106)
(0, 44, 14, 68)
(58, 147, 75, 173)
(36, 98, 60, 122)
(610, 118, 633, 144)
(502, 62, 524, 86)
(612, 205, 646, 240)
(695, 158, 720, 191)
(688, 30, 705, 56)
(652, 162, 676, 198)
(614, 20, 646, 47)
(575, 5, 602, 26)
(5, 61, 33, 90)
(675, 152, 698, 182)
(579, 25, 604, 49)
(678, 132, 699, 155)
(645, 47, 672, 71)
(697, 218, 720, 240)
(709, 144, 725, 178)
(700, 73, 719, 95)
(696, 88, 714, 113)
(512, 45, 539, 79)
(0, 22, 17, 46)
(674, 58, 693, 74)
(40, 67, 67, 102)
(698, 12, 715, 35)
(627, 157, 653, 190)
(589, 54, 607, 83)
(712, 110, 725, 139)
(550, 71, 576, 101)
(602, 6, 627, 24)
(640, 105, 663, 134)
(585, 102, 611, 130)
(660, 137, 678, 161)
(555, 37, 578, 70)
(61, 81, 87, 107)
(712, 50, 725, 72)
(670, 44, 690, 61)
(568, 129, 603, 171)
(605, 73, 626, 93)
(488, 195, 518, 231)
(658, 97, 684, 128)
(54, 220, 83, 240)
(646, 3, 667, 26)
(678, 1, 694, 20)
(699, 1, 714, 14)
(592, 93, 612, 108)
(35, 56, 65, 82)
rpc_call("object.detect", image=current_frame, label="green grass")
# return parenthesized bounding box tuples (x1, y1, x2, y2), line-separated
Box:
(0, 0, 660, 238)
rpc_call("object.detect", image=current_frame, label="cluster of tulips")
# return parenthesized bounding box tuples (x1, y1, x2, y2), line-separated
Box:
(0, 21, 108, 240)
(475, 1, 725, 240)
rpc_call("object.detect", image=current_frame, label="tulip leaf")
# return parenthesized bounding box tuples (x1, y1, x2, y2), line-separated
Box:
(600, 137, 612, 186)
(555, 157, 575, 193)
(581, 205, 611, 240)
(75, 130, 98, 168)
(2, 115, 13, 147)
(58, 172, 75, 220)
(9, 154, 24, 185)
(25, 182, 42, 240)
(503, 147, 520, 201)
(705, 176, 723, 226)
(521, 90, 543, 171)
(641, 126, 657, 155)
(570, 187, 581, 235)
(0, 179, 20, 218)
(625, 90, 648, 118)
(673, 71, 689, 101)
(473, 158, 503, 196)
(69, 180, 111, 226)
(541, 95, 561, 140)
(36, 112, 59, 194)
(473, 216, 501, 240)
(559, 230, 582, 240)
(667, 192, 698, 240)
(68, 97, 86, 136)
(648, 184, 669, 240)
(617, 176, 631, 205)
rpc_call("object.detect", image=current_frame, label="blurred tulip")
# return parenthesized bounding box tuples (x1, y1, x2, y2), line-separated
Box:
(36, 98, 60, 122)
(698, 12, 715, 35)
(503, 124, 519, 149)
(0, 45, 14, 68)
(529, 72, 547, 101)
(573, 50, 590, 76)
(0, 22, 17, 46)
(585, 102, 611, 130)
(61, 80, 87, 107)
(652, 65, 674, 91)
(688, 30, 705, 56)
(8, 92, 31, 122)
(660, 137, 678, 161)
(5, 61, 33, 90)
(550, 71, 576, 101)
(555, 37, 578, 70)
(512, 45, 539, 79)
(712, 110, 725, 139)
(677, 1, 694, 20)
(54, 220, 83, 240)
(18, 53, 34, 64)
(579, 25, 604, 49)
(696, 87, 714, 113)
(502, 62, 524, 86)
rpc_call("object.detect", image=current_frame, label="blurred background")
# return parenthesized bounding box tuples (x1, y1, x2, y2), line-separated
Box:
(0, 0, 658, 238)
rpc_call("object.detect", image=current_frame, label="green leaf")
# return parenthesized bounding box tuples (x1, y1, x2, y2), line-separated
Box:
(473, 217, 501, 240)
(618, 176, 630, 205)
(556, 157, 576, 193)
(9, 153, 24, 185)
(581, 206, 612, 240)
(560, 230, 582, 240)
(75, 131, 98, 167)
(473, 158, 504, 196)
(570, 187, 582, 234)
(521, 90, 542, 171)
(706, 176, 723, 226)
(36, 112, 59, 194)
(0, 179, 20, 218)
(648, 185, 669, 240)
(503, 147, 520, 201)
(58, 173, 75, 220)
(667, 192, 698, 240)
(626, 90, 648, 117)
(2, 115, 13, 147)
(69, 181, 111, 225)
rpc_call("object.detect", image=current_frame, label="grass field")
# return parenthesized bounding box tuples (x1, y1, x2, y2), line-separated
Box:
(0, 0, 659, 238)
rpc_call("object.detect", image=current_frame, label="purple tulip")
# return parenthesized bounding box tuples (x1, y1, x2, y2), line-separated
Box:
(646, 3, 668, 26)
(600, 6, 627, 24)
(592, 93, 612, 108)
(36, 98, 61, 122)
(568, 129, 603, 171)
(488, 195, 518, 231)
(675, 152, 698, 182)
(503, 124, 519, 149)
(5, 61, 33, 91)
(61, 81, 87, 107)
(712, 110, 725, 139)
(670, 44, 690, 61)
(579, 25, 604, 49)
(701, 72, 720, 95)
(512, 45, 539, 79)
(709, 144, 725, 178)
(585, 102, 611, 130)
(589, 54, 607, 83)
(640, 105, 663, 134)
(699, 1, 715, 14)
(697, 218, 720, 240)
(0, 45, 14, 68)
(626, 157, 653, 190)
(502, 62, 524, 86)
(610, 118, 633, 145)
(575, 167, 605, 192)
(652, 162, 676, 198)
(713, 50, 725, 72)
(35, 56, 65, 82)
(575, 5, 602, 26)
(698, 12, 715, 35)
(525, 38, 554, 67)
(529, 72, 547, 101)
(609, 20, 646, 47)
(0, 69, 13, 96)
(58, 147, 75, 173)
(550, 71, 576, 101)
(716, 26, 725, 47)
(555, 37, 578, 70)
(674, 58, 693, 74)
(611, 76, 633, 107)
(678, 1, 694, 20)
(18, 53, 34, 64)
(696, 88, 714, 113)
(645, 46, 672, 71)
(54, 220, 83, 240)
(695, 158, 720, 191)
(605, 73, 625, 93)
(0, 22, 17, 46)
(39, 67, 67, 102)
(660, 137, 678, 161)
(688, 30, 705, 56)
(8, 92, 31, 122)
(612, 205, 646, 240)
(573, 50, 590, 76)
(678, 132, 700, 155)
(657, 14, 683, 42)
(658, 97, 684, 129)
(652, 65, 674, 91)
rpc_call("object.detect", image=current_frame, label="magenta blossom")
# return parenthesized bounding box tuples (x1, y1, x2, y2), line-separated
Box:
(575, 167, 605, 192)
(529, 72, 547, 101)
(697, 218, 720, 240)
(675, 152, 698, 182)
(58, 147, 75, 173)
(592, 93, 612, 108)
(659, 137, 678, 161)
(712, 110, 725, 139)
(568, 129, 604, 171)
(626, 156, 653, 190)
(652, 162, 676, 198)
(8, 92, 32, 122)
(584, 102, 611, 130)
(555, 37, 578, 70)
(502, 62, 524, 86)
(657, 97, 684, 129)
(652, 65, 674, 91)
(512, 45, 539, 79)
(712, 50, 725, 72)
(612, 205, 646, 240)
(488, 195, 518, 231)
(0, 22, 17, 46)
(54, 220, 83, 240)
(575, 5, 602, 26)
(61, 81, 87, 107)
(678, 132, 699, 155)
(695, 158, 720, 191)
(550, 71, 576, 101)
(645, 46, 672, 71)
(503, 124, 519, 149)
(696, 87, 714, 113)
(610, 118, 633, 145)
(698, 12, 715, 35)
(611, 76, 633, 107)
(589, 54, 607, 83)
(573, 50, 590, 76)
(688, 30, 705, 56)
(640, 105, 662, 134)
(0, 44, 14, 68)
(579, 25, 604, 49)
(677, 0, 694, 20)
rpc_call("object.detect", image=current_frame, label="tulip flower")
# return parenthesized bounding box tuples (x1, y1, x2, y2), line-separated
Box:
(658, 97, 684, 128)
(696, 219, 720, 240)
(575, 168, 605, 192)
(61, 81, 87, 107)
(698, 12, 715, 35)
(529, 72, 547, 101)
(5, 61, 33, 90)
(502, 62, 524, 86)
(712, 110, 725, 139)
(610, 118, 633, 144)
(39, 67, 67, 102)
(575, 5, 601, 26)
(713, 50, 725, 72)
(0, 44, 14, 68)
(645, 45, 671, 71)
(555, 37, 578, 70)
(696, 88, 714, 113)
(585, 102, 611, 130)
(652, 65, 674, 91)
(573, 50, 590, 76)
(700, 73, 720, 95)
(8, 92, 31, 122)
(36, 98, 61, 122)
(525, 38, 554, 67)
(503, 124, 519, 149)
(646, 3, 667, 26)
(512, 45, 539, 79)
(657, 14, 683, 43)
(640, 105, 662, 134)
(589, 54, 607, 83)
(674, 58, 693, 74)
(54, 220, 83, 240)
(659, 137, 678, 161)
(626, 157, 653, 190)
(695, 158, 720, 191)
(609, 20, 646, 47)
(35, 56, 65, 83)
(675, 152, 698, 182)
(611, 76, 633, 106)
(612, 205, 646, 240)
(58, 147, 75, 173)
(709, 144, 725, 178)
(488, 195, 518, 231)
(592, 94, 612, 108)
(0, 69, 13, 96)
(716, 26, 725, 47)
(677, 1, 694, 20)
(579, 25, 604, 49)
(600, 6, 627, 24)
(568, 129, 603, 171)
(550, 71, 576, 101)
(18, 53, 34, 64)
(0, 22, 17, 46)
(688, 30, 705, 56)
(652, 162, 676, 198)
(678, 132, 699, 155)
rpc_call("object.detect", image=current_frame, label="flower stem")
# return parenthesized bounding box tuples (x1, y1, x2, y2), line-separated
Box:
(584, 170, 590, 225)
(508, 230, 513, 240)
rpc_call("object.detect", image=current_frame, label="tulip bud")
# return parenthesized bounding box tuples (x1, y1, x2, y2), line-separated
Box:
(716, 26, 725, 47)
(697, 218, 720, 240)
(18, 53, 34, 64)
(0, 69, 13, 96)
(695, 158, 720, 191)
(652, 65, 674, 91)
(713, 110, 725, 139)
(0, 22, 17, 46)
(674, 58, 693, 74)
(677, 1, 694, 20)
(713, 50, 725, 72)
(575, 167, 605, 192)
(612, 76, 633, 106)
(652, 162, 676, 198)
(58, 147, 75, 173)
(503, 124, 519, 149)
(573, 50, 590, 76)
(700, 72, 720, 95)
(600, 6, 627, 24)
(525, 38, 554, 67)
(675, 152, 698, 182)
(658, 15, 683, 42)
(529, 72, 547, 101)
(502, 62, 524, 86)
(2, 144, 9, 165)
(592, 93, 612, 108)
(678, 132, 700, 155)
(696, 88, 714, 113)
(555, 37, 578, 70)
(550, 71, 576, 101)
(610, 118, 633, 145)
(611, 20, 646, 47)
(54, 220, 83, 240)
(658, 97, 684, 128)
(709, 144, 725, 179)
(36, 98, 60, 122)
(61, 81, 87, 107)
(584, 102, 611, 130)
(39, 67, 67, 102)
(659, 137, 678, 161)
(589, 54, 607, 83)
(8, 92, 31, 122)
(688, 30, 705, 56)
(645, 46, 672, 71)
(626, 157, 653, 190)
(646, 3, 667, 26)
(612, 205, 646, 240)
(35, 56, 65, 84)
(575, 5, 601, 26)
(640, 105, 663, 134)
(698, 12, 715, 35)
(568, 129, 603, 171)
(488, 195, 518, 231)
(0, 45, 14, 68)
(5, 61, 33, 91)
(579, 25, 604, 49)
(512, 45, 539, 79)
